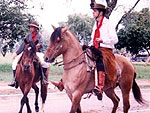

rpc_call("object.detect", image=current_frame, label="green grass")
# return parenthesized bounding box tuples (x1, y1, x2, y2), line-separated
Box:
(0, 73, 13, 81)
(0, 63, 63, 81)
(0, 64, 12, 73)
(134, 65, 150, 79)
(0, 63, 150, 81)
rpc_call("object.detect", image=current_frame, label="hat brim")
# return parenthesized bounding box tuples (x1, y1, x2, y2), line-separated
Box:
(92, 4, 106, 9)
(29, 24, 39, 29)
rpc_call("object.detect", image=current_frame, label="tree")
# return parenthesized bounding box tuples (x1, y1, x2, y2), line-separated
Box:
(0, 0, 34, 56)
(116, 8, 150, 55)
(59, 14, 94, 45)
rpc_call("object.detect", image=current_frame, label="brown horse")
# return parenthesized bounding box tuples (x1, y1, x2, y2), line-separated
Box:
(15, 41, 49, 113)
(44, 26, 144, 113)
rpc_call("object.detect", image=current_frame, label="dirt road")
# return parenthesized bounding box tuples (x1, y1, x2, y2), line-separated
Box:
(0, 80, 150, 113)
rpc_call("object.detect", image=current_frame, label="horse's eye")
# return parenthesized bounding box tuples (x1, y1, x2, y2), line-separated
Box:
(56, 37, 61, 43)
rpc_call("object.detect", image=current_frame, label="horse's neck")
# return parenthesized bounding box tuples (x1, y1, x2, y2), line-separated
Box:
(62, 33, 83, 63)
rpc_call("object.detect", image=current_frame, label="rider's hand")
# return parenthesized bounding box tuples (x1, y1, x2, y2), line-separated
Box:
(36, 44, 41, 51)
(95, 38, 103, 43)
(13, 53, 17, 59)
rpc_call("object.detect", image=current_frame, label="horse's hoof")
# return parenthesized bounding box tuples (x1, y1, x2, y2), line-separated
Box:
(27, 111, 32, 113)
(27, 109, 32, 113)
(35, 106, 39, 112)
(39, 110, 44, 113)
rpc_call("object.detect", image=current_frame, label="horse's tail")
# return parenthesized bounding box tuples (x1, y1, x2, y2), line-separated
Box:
(132, 72, 145, 104)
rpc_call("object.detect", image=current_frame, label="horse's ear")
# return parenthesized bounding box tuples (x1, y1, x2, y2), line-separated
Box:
(61, 26, 68, 34)
(51, 25, 56, 30)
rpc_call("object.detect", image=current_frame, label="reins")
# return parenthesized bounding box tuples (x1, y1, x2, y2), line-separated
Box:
(53, 51, 86, 70)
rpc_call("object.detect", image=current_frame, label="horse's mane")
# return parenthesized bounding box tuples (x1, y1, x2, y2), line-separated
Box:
(18, 43, 36, 64)
(51, 27, 80, 44)
(51, 27, 62, 42)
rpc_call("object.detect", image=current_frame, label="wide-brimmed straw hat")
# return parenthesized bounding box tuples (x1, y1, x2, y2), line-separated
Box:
(29, 21, 39, 29)
(90, 0, 106, 9)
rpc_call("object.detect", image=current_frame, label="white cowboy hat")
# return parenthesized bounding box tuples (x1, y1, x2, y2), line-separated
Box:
(29, 21, 39, 29)
(91, 0, 107, 9)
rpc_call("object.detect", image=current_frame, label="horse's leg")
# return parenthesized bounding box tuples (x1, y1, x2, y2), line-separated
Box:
(40, 83, 48, 113)
(18, 94, 26, 113)
(40, 67, 49, 113)
(104, 88, 120, 113)
(32, 84, 39, 112)
(69, 91, 82, 113)
(18, 85, 26, 113)
(25, 96, 32, 113)
(22, 84, 32, 113)
(119, 78, 132, 113)
(77, 104, 81, 113)
(18, 93, 31, 113)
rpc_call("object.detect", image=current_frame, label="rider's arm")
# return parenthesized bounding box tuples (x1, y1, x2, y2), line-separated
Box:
(16, 34, 29, 55)
(35, 34, 43, 52)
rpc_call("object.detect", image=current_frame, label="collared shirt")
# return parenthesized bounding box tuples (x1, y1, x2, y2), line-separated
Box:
(89, 17, 118, 49)
(16, 33, 43, 55)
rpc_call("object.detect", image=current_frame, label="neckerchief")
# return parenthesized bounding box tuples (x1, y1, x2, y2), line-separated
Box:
(32, 31, 38, 42)
(93, 16, 104, 48)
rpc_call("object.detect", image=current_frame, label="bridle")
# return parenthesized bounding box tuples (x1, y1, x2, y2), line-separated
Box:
(48, 38, 64, 60)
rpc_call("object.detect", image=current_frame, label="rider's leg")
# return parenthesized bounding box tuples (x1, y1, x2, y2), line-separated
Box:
(8, 53, 22, 88)
(8, 70, 18, 88)
(36, 52, 49, 85)
(94, 61, 105, 100)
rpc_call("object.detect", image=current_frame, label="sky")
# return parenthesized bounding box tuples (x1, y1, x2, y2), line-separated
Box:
(26, 0, 150, 33)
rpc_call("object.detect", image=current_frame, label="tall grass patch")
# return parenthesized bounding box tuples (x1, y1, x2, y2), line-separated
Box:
(0, 62, 150, 81)
(134, 64, 150, 79)
(0, 64, 12, 73)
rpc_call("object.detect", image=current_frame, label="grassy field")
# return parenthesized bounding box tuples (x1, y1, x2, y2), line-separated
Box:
(0, 53, 63, 81)
(0, 53, 150, 81)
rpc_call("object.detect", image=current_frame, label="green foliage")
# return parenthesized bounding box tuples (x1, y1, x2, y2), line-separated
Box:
(59, 14, 94, 45)
(0, 64, 12, 73)
(116, 8, 150, 55)
(0, 0, 34, 56)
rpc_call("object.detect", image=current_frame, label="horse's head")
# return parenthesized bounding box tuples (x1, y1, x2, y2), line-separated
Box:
(44, 26, 68, 63)
(21, 40, 36, 71)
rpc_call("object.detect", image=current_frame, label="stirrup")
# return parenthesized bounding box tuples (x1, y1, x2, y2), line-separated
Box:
(93, 86, 103, 100)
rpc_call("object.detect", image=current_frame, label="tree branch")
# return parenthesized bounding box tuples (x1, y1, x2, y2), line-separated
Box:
(115, 0, 141, 31)
(105, 0, 118, 18)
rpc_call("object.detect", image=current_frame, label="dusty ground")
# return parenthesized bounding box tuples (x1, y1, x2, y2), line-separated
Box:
(0, 79, 150, 113)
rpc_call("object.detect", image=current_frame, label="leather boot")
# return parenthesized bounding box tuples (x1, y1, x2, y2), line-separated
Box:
(42, 68, 49, 85)
(94, 71, 105, 100)
(8, 70, 18, 88)
(51, 79, 64, 91)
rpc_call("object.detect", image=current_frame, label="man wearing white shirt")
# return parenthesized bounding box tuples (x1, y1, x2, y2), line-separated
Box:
(90, 0, 118, 100)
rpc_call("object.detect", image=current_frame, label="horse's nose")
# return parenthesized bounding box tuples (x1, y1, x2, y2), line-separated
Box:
(24, 65, 30, 70)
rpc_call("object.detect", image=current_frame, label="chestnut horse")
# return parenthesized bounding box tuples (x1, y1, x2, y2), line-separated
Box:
(15, 41, 49, 113)
(44, 27, 144, 113)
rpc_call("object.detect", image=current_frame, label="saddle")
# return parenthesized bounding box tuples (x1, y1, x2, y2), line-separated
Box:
(83, 45, 103, 72)
(84, 47, 96, 72)
(83, 45, 121, 87)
